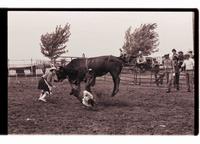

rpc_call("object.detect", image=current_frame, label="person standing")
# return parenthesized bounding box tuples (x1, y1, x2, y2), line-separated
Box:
(171, 49, 179, 88)
(188, 50, 194, 59)
(172, 56, 180, 90)
(178, 51, 184, 67)
(136, 51, 146, 84)
(163, 54, 174, 93)
(82, 53, 86, 58)
(171, 49, 178, 60)
(152, 58, 160, 84)
(136, 51, 146, 71)
(181, 53, 194, 92)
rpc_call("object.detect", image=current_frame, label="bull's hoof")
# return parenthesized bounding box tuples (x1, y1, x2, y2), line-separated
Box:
(111, 89, 119, 97)
(69, 89, 78, 96)
(70, 89, 76, 95)
(111, 93, 116, 97)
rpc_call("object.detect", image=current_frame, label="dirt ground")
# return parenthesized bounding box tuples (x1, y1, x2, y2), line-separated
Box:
(8, 77, 194, 135)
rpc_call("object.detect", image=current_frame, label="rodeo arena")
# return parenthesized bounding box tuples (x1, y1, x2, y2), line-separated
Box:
(8, 50, 195, 135)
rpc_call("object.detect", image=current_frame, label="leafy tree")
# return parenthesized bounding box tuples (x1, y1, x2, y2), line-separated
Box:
(40, 23, 71, 63)
(120, 23, 159, 57)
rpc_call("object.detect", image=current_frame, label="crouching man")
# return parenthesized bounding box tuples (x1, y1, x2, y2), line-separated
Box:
(37, 67, 58, 102)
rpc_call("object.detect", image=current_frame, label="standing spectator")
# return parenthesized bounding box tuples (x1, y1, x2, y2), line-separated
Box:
(163, 54, 174, 93)
(136, 51, 146, 85)
(171, 49, 178, 60)
(152, 58, 160, 83)
(181, 53, 194, 92)
(42, 63, 46, 74)
(188, 50, 194, 59)
(171, 49, 180, 88)
(173, 56, 180, 90)
(136, 51, 146, 71)
(82, 53, 86, 58)
(178, 51, 184, 67)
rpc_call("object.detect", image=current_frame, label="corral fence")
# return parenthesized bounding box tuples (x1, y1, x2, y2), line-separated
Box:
(8, 58, 194, 88)
(8, 57, 79, 78)
(97, 67, 193, 89)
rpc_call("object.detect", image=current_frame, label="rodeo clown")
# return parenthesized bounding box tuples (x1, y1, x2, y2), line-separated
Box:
(37, 66, 58, 102)
(82, 90, 95, 107)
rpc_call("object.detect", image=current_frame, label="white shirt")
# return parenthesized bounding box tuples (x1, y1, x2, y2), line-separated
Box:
(82, 90, 94, 107)
(182, 58, 194, 70)
(136, 56, 146, 64)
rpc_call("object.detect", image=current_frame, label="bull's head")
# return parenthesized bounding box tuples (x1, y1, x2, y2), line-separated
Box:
(56, 66, 68, 82)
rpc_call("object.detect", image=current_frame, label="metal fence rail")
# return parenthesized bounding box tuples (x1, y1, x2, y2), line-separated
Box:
(8, 59, 194, 88)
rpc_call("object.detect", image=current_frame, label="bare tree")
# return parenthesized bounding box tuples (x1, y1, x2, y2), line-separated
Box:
(40, 23, 71, 63)
(120, 23, 159, 57)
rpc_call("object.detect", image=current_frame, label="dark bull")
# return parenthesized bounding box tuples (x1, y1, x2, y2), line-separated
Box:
(56, 55, 124, 101)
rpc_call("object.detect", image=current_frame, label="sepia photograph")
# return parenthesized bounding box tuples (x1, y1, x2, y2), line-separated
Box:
(5, 9, 198, 135)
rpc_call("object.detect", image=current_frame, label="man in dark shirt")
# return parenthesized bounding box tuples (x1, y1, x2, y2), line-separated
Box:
(172, 49, 180, 90)
(173, 55, 180, 90)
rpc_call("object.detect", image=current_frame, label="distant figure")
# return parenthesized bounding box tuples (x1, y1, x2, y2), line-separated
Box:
(152, 58, 160, 83)
(178, 51, 184, 67)
(136, 51, 146, 84)
(82, 53, 86, 58)
(37, 67, 58, 102)
(42, 63, 46, 74)
(173, 55, 180, 90)
(31, 65, 36, 76)
(188, 50, 194, 59)
(136, 51, 146, 71)
(181, 53, 194, 92)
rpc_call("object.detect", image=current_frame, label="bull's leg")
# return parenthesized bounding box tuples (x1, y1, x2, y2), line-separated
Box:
(69, 81, 76, 95)
(73, 84, 82, 102)
(85, 83, 91, 92)
(111, 75, 120, 96)
(69, 82, 82, 102)
(68, 80, 81, 101)
(110, 70, 121, 97)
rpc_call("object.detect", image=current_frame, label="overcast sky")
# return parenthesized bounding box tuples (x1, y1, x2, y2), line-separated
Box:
(8, 11, 194, 60)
